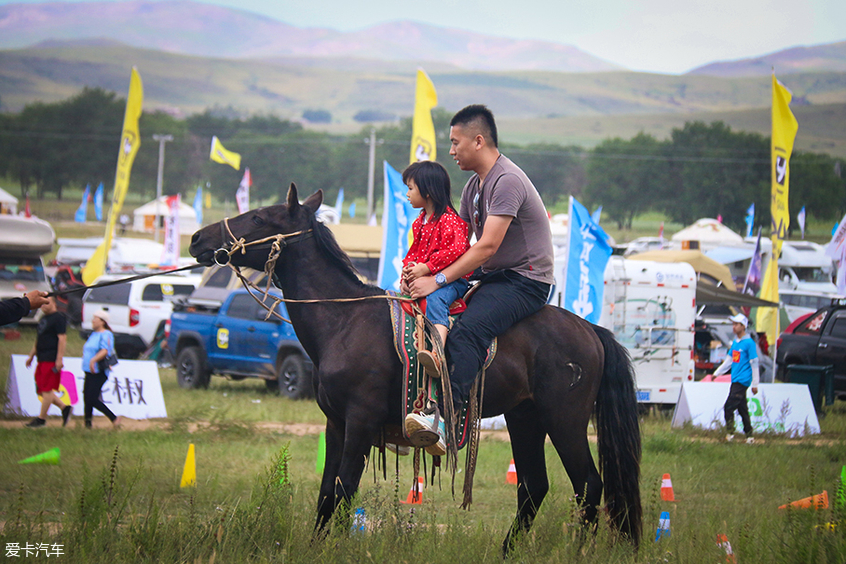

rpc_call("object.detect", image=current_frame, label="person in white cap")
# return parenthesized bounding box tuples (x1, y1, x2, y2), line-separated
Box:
(81, 309, 121, 428)
(712, 313, 759, 443)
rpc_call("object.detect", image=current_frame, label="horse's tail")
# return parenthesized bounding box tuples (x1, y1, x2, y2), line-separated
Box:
(592, 323, 642, 547)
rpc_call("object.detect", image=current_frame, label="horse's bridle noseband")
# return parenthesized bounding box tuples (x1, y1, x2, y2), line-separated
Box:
(213, 216, 313, 267)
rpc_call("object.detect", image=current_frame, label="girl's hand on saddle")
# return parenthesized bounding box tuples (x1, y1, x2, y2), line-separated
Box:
(408, 275, 438, 299)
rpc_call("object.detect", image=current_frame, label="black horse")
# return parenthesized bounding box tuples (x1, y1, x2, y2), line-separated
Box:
(189, 185, 642, 552)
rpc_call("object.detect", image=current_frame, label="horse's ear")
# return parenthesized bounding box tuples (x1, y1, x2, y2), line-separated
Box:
(286, 183, 299, 210)
(303, 190, 324, 213)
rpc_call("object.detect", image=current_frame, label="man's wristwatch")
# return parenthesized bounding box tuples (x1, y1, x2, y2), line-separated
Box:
(435, 272, 447, 287)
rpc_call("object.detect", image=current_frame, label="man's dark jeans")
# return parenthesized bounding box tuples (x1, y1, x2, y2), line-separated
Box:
(445, 270, 549, 408)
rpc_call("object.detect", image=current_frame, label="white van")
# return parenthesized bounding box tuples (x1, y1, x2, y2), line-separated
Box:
(598, 257, 697, 405)
(0, 215, 54, 325)
(81, 272, 202, 358)
(778, 241, 838, 294)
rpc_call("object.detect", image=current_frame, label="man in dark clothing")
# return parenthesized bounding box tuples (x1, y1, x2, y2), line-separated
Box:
(405, 105, 554, 454)
(25, 297, 71, 428)
(0, 290, 49, 326)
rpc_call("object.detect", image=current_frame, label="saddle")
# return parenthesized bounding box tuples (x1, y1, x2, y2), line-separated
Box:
(385, 291, 496, 453)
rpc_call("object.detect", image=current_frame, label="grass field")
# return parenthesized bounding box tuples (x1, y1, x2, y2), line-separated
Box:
(0, 327, 844, 563)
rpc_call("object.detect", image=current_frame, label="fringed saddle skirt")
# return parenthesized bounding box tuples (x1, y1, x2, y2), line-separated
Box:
(387, 291, 496, 451)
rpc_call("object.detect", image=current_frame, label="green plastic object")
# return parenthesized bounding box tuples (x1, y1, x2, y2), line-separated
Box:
(786, 364, 834, 412)
(316, 431, 326, 474)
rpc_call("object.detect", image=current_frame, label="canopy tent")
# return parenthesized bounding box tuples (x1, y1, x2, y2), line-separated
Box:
(627, 249, 736, 289)
(132, 197, 200, 235)
(671, 218, 744, 250)
(695, 284, 778, 308)
(0, 187, 19, 215)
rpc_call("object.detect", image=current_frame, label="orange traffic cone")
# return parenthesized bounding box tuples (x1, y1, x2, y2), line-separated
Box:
(716, 533, 736, 563)
(401, 476, 424, 505)
(506, 459, 518, 485)
(660, 473, 675, 501)
(779, 490, 828, 510)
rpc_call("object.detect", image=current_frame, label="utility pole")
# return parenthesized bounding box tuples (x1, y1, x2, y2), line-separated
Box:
(152, 134, 173, 242)
(364, 128, 384, 222)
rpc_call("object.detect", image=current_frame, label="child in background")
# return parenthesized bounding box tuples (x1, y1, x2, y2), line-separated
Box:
(400, 160, 471, 379)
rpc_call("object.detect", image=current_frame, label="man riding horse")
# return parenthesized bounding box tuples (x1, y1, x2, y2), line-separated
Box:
(404, 104, 555, 450)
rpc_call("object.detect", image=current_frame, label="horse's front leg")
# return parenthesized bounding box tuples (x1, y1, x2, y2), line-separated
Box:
(314, 417, 345, 535)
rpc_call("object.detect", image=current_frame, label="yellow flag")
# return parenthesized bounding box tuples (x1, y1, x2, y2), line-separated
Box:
(756, 236, 781, 346)
(409, 68, 438, 163)
(83, 67, 143, 285)
(204, 191, 211, 209)
(210, 136, 241, 170)
(770, 74, 798, 241)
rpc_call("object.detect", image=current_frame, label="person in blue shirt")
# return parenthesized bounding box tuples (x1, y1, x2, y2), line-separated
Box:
(81, 310, 121, 429)
(713, 313, 759, 443)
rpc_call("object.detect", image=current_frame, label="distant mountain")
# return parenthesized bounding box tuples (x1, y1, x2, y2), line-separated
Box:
(687, 41, 846, 77)
(0, 0, 622, 73)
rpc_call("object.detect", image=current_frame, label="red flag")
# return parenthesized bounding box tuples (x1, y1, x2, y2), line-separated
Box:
(25, 194, 31, 217)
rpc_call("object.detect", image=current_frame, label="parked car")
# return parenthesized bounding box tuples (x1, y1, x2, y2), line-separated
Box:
(167, 289, 313, 399)
(776, 298, 846, 396)
(80, 272, 202, 358)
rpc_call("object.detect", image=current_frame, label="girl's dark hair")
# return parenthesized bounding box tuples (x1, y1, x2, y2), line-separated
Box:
(402, 161, 456, 218)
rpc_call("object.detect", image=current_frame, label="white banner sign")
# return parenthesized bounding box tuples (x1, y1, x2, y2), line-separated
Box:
(5, 355, 167, 419)
(671, 382, 820, 436)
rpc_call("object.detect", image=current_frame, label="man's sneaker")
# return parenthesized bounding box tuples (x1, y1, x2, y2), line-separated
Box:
(61, 405, 72, 427)
(404, 412, 446, 457)
(417, 349, 441, 378)
(26, 418, 46, 428)
(745, 436, 755, 444)
(725, 434, 734, 442)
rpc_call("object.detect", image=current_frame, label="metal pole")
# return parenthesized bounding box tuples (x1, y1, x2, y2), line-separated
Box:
(366, 128, 376, 221)
(152, 134, 173, 242)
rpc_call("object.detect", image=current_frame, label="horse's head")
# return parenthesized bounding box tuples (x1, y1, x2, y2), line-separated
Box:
(189, 183, 323, 271)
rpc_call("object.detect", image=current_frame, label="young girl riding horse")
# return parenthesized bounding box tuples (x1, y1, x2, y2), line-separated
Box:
(400, 161, 470, 456)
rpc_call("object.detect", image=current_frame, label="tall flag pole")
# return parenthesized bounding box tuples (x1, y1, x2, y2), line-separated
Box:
(83, 67, 143, 285)
(757, 73, 798, 349)
(409, 68, 438, 163)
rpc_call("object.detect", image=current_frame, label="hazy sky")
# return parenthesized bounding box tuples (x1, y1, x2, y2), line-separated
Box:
(8, 0, 846, 73)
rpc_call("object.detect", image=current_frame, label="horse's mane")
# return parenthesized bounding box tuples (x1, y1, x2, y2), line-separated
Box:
(308, 215, 385, 295)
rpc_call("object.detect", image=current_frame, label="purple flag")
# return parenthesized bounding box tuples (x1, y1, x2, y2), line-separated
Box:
(743, 229, 763, 296)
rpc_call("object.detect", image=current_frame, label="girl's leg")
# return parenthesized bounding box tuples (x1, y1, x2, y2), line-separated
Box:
(89, 373, 117, 422)
(83, 373, 97, 427)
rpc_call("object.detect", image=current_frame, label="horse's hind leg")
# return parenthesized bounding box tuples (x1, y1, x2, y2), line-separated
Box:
(545, 424, 603, 533)
(502, 403, 550, 556)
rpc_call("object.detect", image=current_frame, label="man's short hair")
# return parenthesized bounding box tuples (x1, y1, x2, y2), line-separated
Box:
(450, 104, 498, 148)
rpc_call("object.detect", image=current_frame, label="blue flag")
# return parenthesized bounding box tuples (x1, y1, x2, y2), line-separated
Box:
(591, 205, 602, 225)
(564, 196, 612, 324)
(74, 184, 90, 223)
(377, 161, 416, 291)
(349, 201, 356, 218)
(193, 186, 203, 226)
(94, 182, 104, 221)
(745, 203, 755, 237)
(334, 188, 344, 217)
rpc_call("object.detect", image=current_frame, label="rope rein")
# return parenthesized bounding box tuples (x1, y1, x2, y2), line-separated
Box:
(215, 218, 414, 325)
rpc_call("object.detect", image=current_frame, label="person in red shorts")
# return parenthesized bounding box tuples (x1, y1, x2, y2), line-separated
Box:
(24, 296, 71, 428)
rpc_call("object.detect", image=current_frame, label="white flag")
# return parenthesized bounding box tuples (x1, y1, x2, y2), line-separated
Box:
(236, 168, 251, 214)
(160, 194, 181, 267)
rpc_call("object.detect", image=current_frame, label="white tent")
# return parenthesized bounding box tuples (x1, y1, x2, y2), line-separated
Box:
(132, 196, 200, 235)
(670, 218, 744, 251)
(0, 187, 19, 215)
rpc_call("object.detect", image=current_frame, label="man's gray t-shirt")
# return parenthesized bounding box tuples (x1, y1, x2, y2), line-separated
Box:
(459, 155, 554, 284)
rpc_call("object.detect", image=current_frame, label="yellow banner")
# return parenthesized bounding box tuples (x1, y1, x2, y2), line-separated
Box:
(210, 136, 241, 170)
(770, 74, 798, 241)
(756, 237, 781, 346)
(83, 67, 143, 285)
(409, 68, 438, 164)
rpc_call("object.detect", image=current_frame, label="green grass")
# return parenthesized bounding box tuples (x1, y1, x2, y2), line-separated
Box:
(1, 328, 845, 562)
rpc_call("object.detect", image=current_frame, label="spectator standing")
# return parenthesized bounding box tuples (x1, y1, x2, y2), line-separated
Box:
(24, 296, 71, 428)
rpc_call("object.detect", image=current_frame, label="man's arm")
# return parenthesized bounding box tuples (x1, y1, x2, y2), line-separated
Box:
(407, 215, 512, 298)
(712, 355, 732, 377)
(56, 334, 66, 371)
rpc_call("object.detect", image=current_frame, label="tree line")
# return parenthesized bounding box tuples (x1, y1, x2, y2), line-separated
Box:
(0, 88, 843, 234)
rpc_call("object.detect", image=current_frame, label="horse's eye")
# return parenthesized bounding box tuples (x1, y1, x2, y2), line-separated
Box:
(252, 216, 265, 226)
